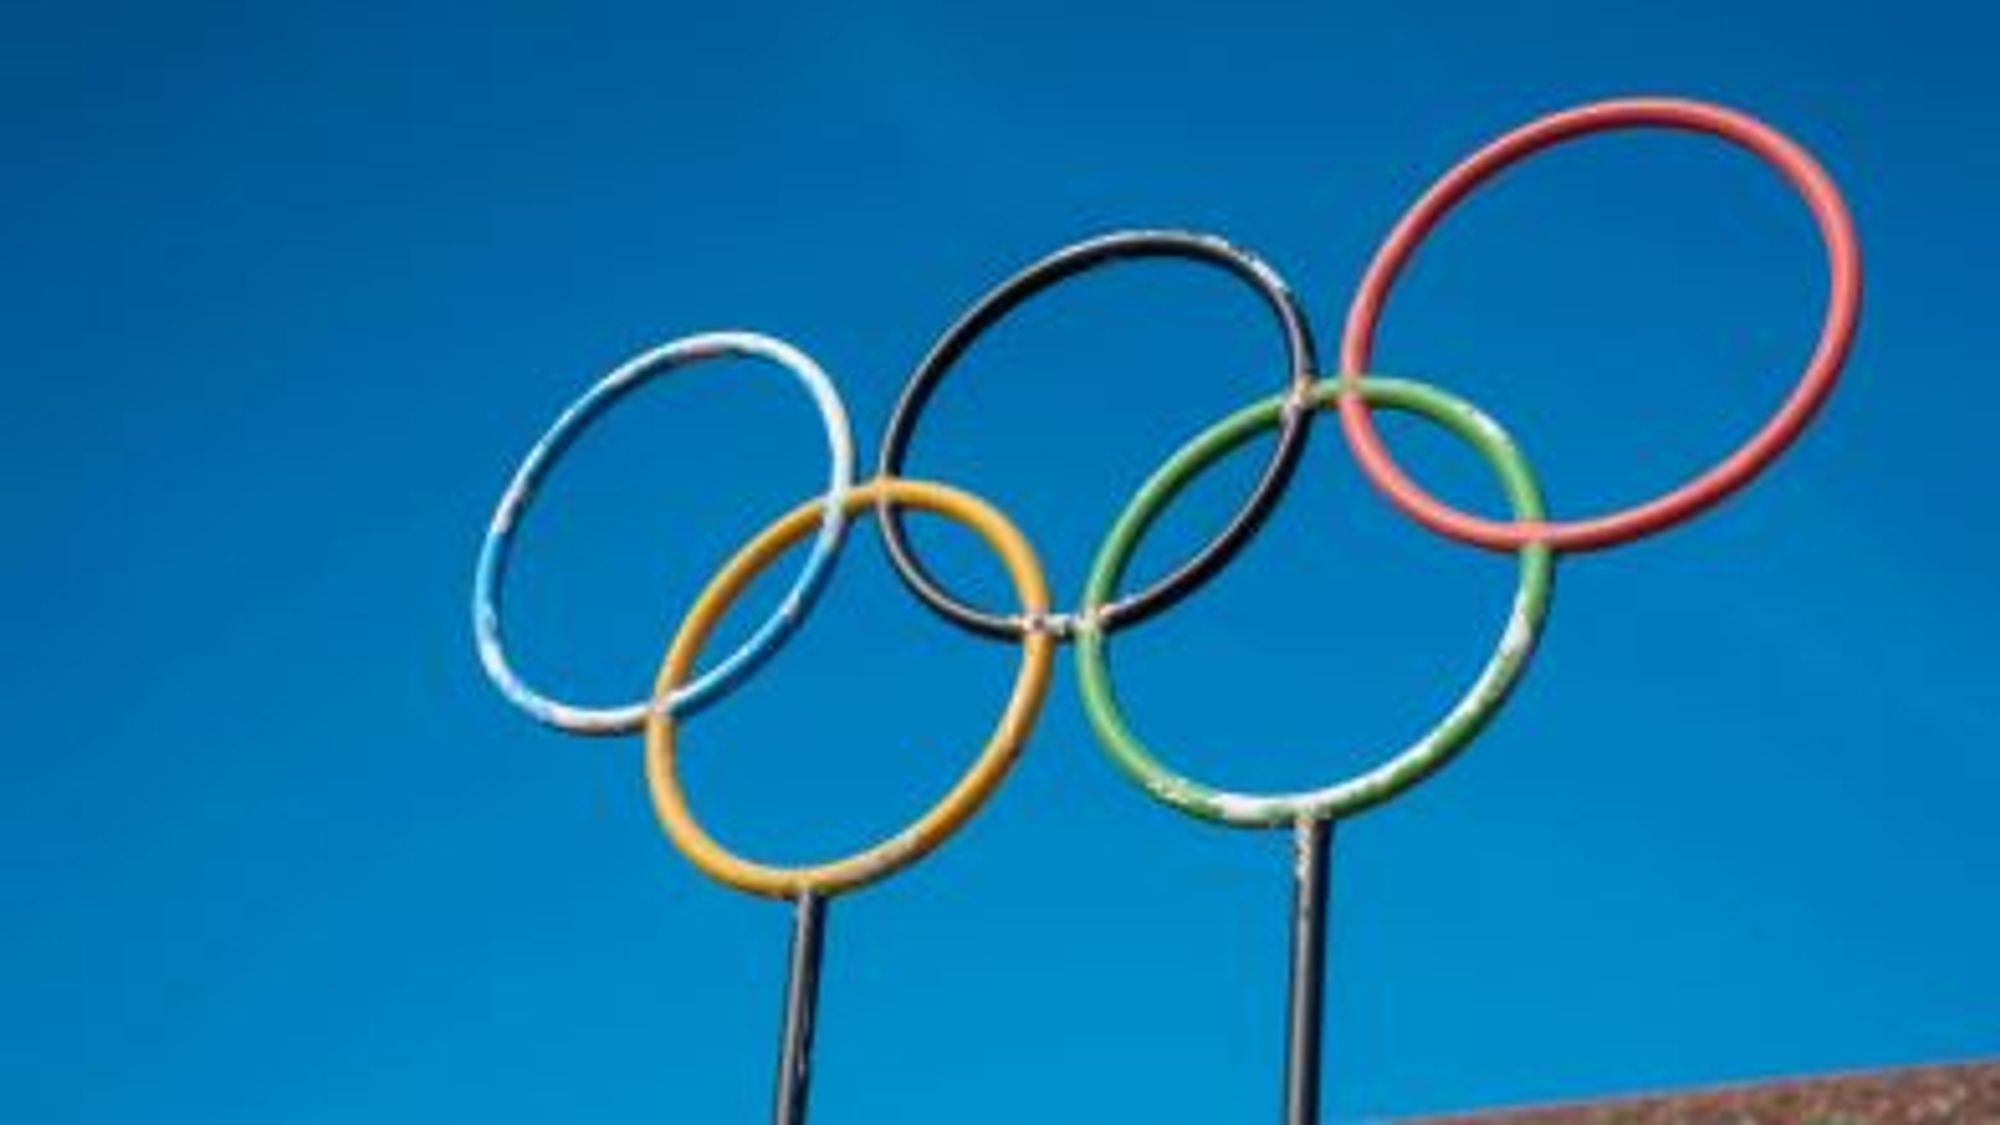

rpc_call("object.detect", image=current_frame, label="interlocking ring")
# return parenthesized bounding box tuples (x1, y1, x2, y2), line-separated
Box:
(646, 478, 1055, 898)
(1076, 377, 1554, 826)
(876, 229, 1319, 641)
(1339, 97, 1862, 552)
(473, 95, 1858, 852)
(473, 331, 855, 735)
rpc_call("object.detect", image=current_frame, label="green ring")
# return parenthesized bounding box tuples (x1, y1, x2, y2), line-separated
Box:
(1075, 376, 1556, 828)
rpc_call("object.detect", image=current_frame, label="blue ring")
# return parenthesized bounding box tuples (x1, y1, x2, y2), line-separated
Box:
(473, 331, 856, 736)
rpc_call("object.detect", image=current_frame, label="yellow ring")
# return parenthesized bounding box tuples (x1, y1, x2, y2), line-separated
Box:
(646, 477, 1055, 899)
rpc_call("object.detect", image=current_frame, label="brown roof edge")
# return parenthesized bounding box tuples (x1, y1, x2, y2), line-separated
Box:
(1406, 1058, 2000, 1123)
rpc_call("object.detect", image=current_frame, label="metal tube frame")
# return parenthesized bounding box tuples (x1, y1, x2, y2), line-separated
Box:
(773, 891, 828, 1125)
(1283, 818, 1333, 1125)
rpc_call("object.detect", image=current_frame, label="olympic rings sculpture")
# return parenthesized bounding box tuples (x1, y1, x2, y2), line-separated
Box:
(473, 96, 1860, 893)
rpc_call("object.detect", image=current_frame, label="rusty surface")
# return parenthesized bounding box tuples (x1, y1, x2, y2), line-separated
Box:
(1414, 1060, 2000, 1124)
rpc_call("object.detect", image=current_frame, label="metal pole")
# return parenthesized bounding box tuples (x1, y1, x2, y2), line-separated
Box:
(1282, 817, 1333, 1125)
(773, 890, 828, 1125)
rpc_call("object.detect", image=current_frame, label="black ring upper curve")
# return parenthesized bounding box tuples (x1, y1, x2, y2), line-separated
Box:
(875, 229, 1320, 640)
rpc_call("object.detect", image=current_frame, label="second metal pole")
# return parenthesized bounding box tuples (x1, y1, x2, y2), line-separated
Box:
(1282, 817, 1333, 1125)
(773, 890, 828, 1125)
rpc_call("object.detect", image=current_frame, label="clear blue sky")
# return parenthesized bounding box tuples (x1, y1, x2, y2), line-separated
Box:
(4, 1, 1995, 1121)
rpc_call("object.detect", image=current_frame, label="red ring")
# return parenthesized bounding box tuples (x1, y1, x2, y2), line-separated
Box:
(1338, 97, 1862, 552)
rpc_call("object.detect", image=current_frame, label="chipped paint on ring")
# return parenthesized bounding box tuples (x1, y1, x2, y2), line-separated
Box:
(874, 228, 1320, 641)
(472, 330, 856, 737)
(1075, 376, 1556, 828)
(647, 478, 1055, 899)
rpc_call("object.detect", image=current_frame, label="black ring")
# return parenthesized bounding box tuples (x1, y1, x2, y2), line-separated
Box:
(876, 229, 1319, 641)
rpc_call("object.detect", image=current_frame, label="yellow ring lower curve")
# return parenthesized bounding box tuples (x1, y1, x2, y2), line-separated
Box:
(646, 477, 1054, 899)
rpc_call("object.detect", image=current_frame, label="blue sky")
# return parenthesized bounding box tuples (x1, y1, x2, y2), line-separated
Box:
(3, 1, 1996, 1121)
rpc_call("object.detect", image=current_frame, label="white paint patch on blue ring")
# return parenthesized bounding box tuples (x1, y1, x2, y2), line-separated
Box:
(472, 330, 856, 737)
